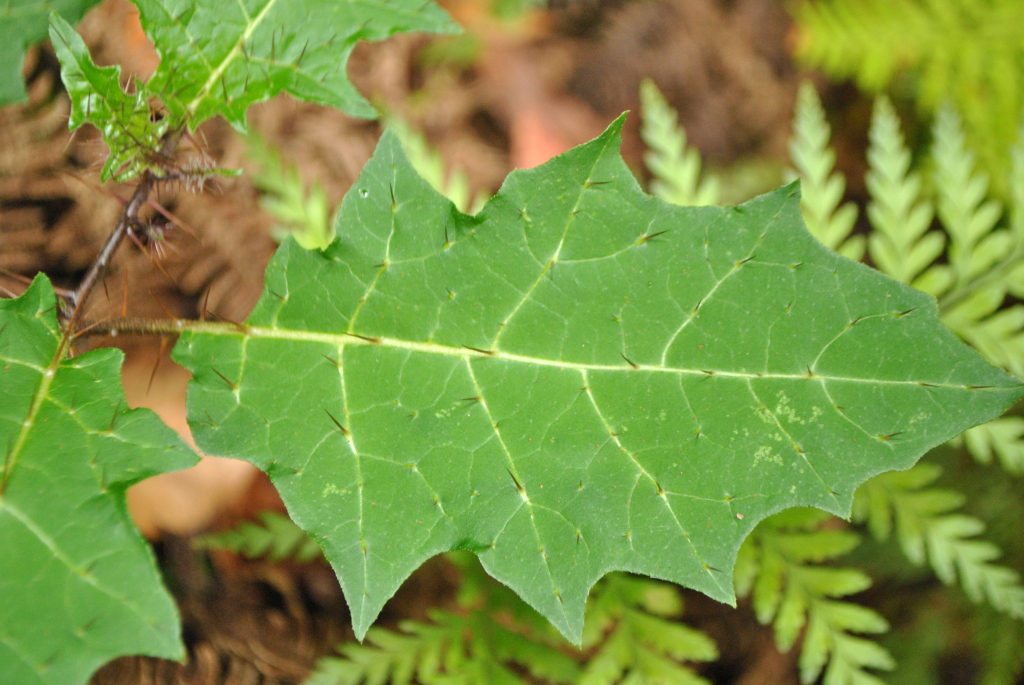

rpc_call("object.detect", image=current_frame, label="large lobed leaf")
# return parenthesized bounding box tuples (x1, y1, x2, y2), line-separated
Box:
(172, 119, 1024, 643)
(0, 0, 101, 106)
(132, 0, 459, 129)
(0, 276, 197, 685)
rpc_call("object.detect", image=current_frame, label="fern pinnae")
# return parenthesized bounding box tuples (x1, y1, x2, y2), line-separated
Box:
(789, 82, 864, 260)
(793, 0, 1024, 197)
(579, 575, 717, 685)
(962, 418, 1024, 475)
(640, 79, 721, 207)
(736, 509, 894, 685)
(932, 106, 1007, 292)
(195, 511, 323, 562)
(864, 96, 942, 291)
(854, 466, 1024, 620)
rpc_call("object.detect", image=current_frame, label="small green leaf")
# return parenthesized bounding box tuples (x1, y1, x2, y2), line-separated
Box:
(134, 0, 460, 130)
(0, 275, 198, 685)
(0, 0, 102, 106)
(48, 13, 169, 182)
(173, 119, 1024, 643)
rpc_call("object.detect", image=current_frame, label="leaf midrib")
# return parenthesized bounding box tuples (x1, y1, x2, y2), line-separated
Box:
(0, 326, 65, 496)
(185, 0, 282, 116)
(168, 320, 998, 390)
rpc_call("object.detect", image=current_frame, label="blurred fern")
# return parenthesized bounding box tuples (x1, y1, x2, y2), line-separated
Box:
(578, 574, 718, 685)
(640, 79, 720, 208)
(853, 464, 1024, 619)
(863, 96, 942, 291)
(195, 511, 323, 562)
(793, 0, 1024, 197)
(387, 117, 488, 215)
(247, 132, 335, 251)
(787, 83, 864, 260)
(305, 565, 717, 685)
(734, 508, 893, 685)
(640, 79, 1024, 684)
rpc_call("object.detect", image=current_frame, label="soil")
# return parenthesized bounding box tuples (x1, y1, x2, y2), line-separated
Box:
(0, 0, 809, 682)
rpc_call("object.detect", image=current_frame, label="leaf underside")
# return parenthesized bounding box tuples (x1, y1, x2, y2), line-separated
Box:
(133, 0, 459, 128)
(0, 0, 102, 106)
(172, 118, 1023, 643)
(0, 276, 197, 685)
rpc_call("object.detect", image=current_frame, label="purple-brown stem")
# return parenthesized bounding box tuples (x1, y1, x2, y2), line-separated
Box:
(65, 126, 186, 329)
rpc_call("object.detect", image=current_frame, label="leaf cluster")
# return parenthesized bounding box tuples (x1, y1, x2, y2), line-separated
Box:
(3, 9, 1024, 685)
(38, 0, 459, 181)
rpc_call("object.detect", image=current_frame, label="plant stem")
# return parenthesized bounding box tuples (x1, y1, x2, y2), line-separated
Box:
(74, 316, 242, 338)
(65, 126, 186, 329)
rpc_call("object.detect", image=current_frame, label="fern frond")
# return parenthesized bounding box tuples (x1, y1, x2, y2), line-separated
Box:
(195, 511, 323, 562)
(963, 418, 1024, 475)
(932, 106, 1007, 290)
(794, 0, 1024, 196)
(640, 79, 721, 208)
(580, 574, 718, 685)
(306, 559, 715, 685)
(788, 82, 864, 260)
(247, 133, 334, 251)
(854, 465, 1024, 619)
(864, 96, 942, 291)
(735, 508, 893, 685)
(307, 609, 578, 685)
(925, 107, 1024, 378)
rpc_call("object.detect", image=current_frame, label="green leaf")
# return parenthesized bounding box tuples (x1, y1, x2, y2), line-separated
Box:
(172, 118, 1024, 643)
(133, 0, 460, 130)
(48, 14, 169, 182)
(0, 275, 198, 685)
(0, 0, 102, 106)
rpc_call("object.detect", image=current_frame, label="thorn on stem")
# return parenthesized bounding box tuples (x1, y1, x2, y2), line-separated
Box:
(210, 367, 237, 390)
(325, 410, 350, 437)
